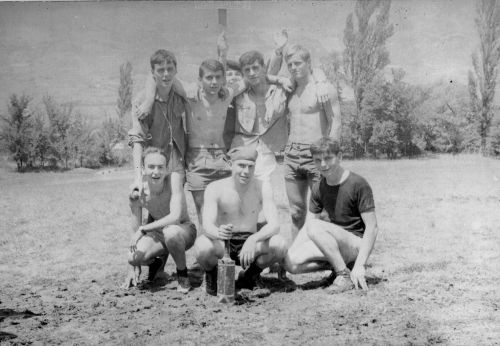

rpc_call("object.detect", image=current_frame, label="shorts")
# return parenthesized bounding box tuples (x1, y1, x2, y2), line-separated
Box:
(228, 232, 254, 266)
(145, 214, 197, 251)
(283, 142, 321, 182)
(185, 148, 231, 191)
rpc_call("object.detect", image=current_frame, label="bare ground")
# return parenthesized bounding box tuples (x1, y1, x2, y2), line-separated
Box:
(0, 155, 499, 345)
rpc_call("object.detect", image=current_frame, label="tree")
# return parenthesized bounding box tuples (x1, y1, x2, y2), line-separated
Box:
(117, 61, 133, 130)
(32, 113, 51, 167)
(43, 95, 74, 169)
(0, 94, 33, 171)
(468, 0, 500, 154)
(343, 0, 394, 119)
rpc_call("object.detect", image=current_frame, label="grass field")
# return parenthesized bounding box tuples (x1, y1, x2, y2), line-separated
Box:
(0, 154, 499, 345)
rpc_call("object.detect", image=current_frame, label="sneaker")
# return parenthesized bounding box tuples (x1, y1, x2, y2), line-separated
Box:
(325, 268, 354, 294)
(204, 267, 217, 296)
(177, 275, 192, 294)
(147, 256, 165, 281)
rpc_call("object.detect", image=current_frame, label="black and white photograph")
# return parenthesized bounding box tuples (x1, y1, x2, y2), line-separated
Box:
(0, 1, 499, 344)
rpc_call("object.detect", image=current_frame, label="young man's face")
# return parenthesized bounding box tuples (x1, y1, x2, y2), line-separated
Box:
(143, 153, 168, 186)
(226, 68, 243, 86)
(241, 61, 266, 87)
(312, 152, 341, 178)
(286, 53, 311, 80)
(152, 60, 177, 89)
(231, 159, 256, 185)
(199, 68, 225, 95)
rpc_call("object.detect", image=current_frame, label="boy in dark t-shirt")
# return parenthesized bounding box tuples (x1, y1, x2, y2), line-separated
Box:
(283, 138, 379, 293)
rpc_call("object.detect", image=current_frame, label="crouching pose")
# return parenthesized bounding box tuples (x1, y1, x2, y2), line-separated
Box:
(283, 138, 379, 293)
(123, 147, 197, 293)
(194, 146, 287, 294)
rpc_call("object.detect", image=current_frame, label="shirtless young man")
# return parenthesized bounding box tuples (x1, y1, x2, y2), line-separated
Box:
(124, 147, 197, 293)
(283, 44, 342, 239)
(193, 146, 287, 295)
(283, 138, 379, 293)
(138, 59, 292, 227)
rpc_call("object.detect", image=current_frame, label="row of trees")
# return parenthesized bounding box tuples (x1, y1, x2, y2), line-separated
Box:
(0, 62, 133, 171)
(323, 0, 500, 159)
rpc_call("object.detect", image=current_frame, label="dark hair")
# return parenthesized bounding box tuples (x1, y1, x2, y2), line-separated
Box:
(285, 44, 311, 64)
(199, 59, 225, 78)
(142, 147, 168, 165)
(310, 137, 341, 156)
(239, 50, 265, 69)
(150, 49, 177, 70)
(226, 60, 241, 73)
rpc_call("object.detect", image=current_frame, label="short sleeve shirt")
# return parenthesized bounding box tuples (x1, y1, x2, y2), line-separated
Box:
(309, 172, 375, 237)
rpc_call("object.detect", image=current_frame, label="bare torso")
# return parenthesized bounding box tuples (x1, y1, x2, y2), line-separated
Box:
(288, 81, 329, 144)
(214, 178, 263, 234)
(187, 89, 233, 148)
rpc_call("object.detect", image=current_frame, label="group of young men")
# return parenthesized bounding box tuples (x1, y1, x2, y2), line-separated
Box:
(123, 32, 379, 296)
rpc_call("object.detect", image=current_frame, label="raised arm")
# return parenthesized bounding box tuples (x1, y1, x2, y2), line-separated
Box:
(351, 211, 379, 290)
(267, 29, 289, 76)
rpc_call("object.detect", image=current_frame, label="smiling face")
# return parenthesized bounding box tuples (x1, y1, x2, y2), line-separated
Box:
(152, 60, 177, 90)
(199, 67, 225, 96)
(231, 159, 256, 185)
(143, 152, 168, 187)
(312, 152, 341, 179)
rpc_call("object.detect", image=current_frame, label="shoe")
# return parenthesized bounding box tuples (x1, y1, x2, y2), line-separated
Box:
(325, 268, 354, 294)
(177, 275, 192, 294)
(147, 256, 165, 281)
(236, 271, 258, 290)
(204, 267, 217, 296)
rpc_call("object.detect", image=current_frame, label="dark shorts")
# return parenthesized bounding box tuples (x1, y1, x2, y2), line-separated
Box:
(185, 148, 232, 191)
(145, 214, 197, 251)
(283, 142, 321, 182)
(228, 232, 254, 266)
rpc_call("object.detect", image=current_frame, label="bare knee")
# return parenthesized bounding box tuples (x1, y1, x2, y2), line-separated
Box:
(128, 250, 145, 266)
(193, 235, 221, 269)
(283, 252, 301, 274)
(290, 205, 307, 228)
(269, 234, 288, 259)
(307, 219, 328, 243)
(164, 226, 185, 251)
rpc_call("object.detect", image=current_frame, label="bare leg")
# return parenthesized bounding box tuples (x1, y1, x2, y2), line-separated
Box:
(306, 219, 361, 272)
(191, 190, 204, 229)
(253, 234, 288, 269)
(285, 179, 309, 240)
(128, 236, 167, 267)
(193, 235, 224, 271)
(163, 224, 196, 271)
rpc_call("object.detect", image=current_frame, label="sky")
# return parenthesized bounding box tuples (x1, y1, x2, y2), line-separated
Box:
(0, 0, 480, 120)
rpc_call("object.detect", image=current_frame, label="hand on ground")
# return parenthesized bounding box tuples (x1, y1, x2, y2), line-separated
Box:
(122, 266, 141, 289)
(350, 264, 368, 290)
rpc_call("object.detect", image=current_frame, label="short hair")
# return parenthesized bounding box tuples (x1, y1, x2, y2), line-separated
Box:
(239, 50, 265, 69)
(142, 147, 168, 165)
(285, 44, 311, 64)
(310, 137, 341, 157)
(150, 49, 177, 70)
(226, 60, 241, 73)
(199, 59, 225, 78)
